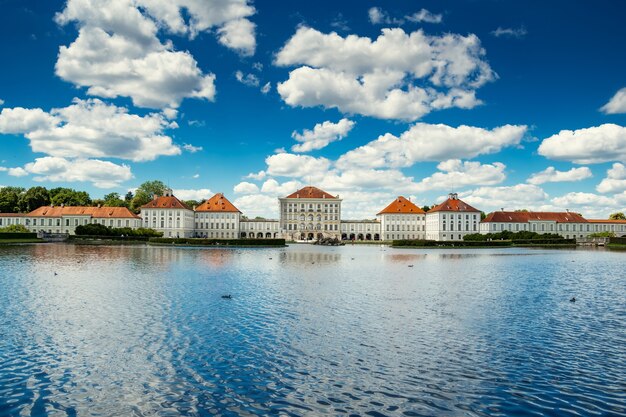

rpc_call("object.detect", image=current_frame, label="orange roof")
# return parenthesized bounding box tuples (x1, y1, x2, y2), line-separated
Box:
(377, 196, 425, 215)
(141, 195, 191, 210)
(195, 193, 240, 213)
(285, 186, 337, 199)
(28, 206, 140, 219)
(587, 219, 626, 224)
(482, 211, 587, 223)
(428, 194, 480, 213)
(0, 213, 27, 217)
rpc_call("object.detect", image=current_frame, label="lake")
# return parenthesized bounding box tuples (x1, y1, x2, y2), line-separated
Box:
(0, 244, 625, 416)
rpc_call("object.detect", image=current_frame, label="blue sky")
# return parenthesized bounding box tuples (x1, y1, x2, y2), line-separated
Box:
(1, 0, 626, 219)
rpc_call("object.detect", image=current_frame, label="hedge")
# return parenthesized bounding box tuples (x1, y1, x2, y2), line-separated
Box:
(0, 232, 37, 239)
(149, 237, 286, 246)
(393, 239, 512, 247)
(609, 237, 626, 245)
(69, 235, 150, 241)
(512, 238, 575, 245)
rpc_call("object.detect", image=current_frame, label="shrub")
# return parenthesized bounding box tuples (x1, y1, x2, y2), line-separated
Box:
(0, 224, 31, 233)
(75, 224, 162, 237)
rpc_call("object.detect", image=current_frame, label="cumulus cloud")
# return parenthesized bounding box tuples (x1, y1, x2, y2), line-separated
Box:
(0, 98, 180, 162)
(491, 26, 527, 38)
(233, 181, 259, 194)
(291, 118, 355, 152)
(600, 87, 626, 114)
(337, 123, 526, 169)
(538, 124, 626, 164)
(182, 143, 203, 153)
(0, 99, 4, 106)
(275, 27, 495, 121)
(265, 153, 331, 178)
(552, 192, 619, 208)
(527, 166, 593, 185)
(409, 160, 506, 192)
(596, 163, 626, 193)
(232, 194, 278, 218)
(368, 7, 442, 25)
(235, 70, 260, 87)
(54, 0, 256, 109)
(8, 157, 132, 188)
(459, 184, 549, 212)
(245, 170, 266, 180)
(172, 188, 212, 201)
(261, 82, 271, 94)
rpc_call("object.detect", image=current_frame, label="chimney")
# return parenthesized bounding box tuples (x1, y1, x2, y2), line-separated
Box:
(97, 204, 101, 208)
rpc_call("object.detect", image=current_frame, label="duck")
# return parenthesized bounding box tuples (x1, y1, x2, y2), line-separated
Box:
(408, 265, 414, 268)
(570, 297, 576, 303)
(221, 295, 232, 299)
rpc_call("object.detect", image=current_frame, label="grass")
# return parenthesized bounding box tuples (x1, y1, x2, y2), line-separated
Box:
(0, 238, 44, 245)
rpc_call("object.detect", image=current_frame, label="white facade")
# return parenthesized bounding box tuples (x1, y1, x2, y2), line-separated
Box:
(425, 194, 481, 241)
(279, 187, 342, 240)
(379, 214, 425, 241)
(340, 220, 381, 240)
(240, 219, 280, 238)
(194, 211, 240, 239)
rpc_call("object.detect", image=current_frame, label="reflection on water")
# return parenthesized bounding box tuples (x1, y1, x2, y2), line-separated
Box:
(0, 244, 625, 416)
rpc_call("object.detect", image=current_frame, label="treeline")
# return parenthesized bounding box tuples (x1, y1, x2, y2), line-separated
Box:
(0, 180, 201, 214)
(463, 231, 564, 241)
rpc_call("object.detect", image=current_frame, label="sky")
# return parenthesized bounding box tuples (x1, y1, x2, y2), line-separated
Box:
(1, 0, 626, 219)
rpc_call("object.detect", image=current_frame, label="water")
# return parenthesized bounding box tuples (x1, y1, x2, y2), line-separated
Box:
(0, 244, 625, 417)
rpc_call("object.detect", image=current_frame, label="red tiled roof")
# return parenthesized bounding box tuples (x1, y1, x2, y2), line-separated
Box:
(28, 206, 140, 219)
(377, 196, 425, 215)
(285, 186, 337, 199)
(141, 195, 191, 210)
(195, 193, 240, 213)
(0, 213, 27, 217)
(428, 196, 480, 213)
(482, 211, 587, 223)
(586, 219, 626, 224)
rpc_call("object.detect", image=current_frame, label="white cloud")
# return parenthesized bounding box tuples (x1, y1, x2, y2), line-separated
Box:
(406, 9, 443, 24)
(0, 98, 180, 162)
(233, 181, 259, 194)
(0, 99, 4, 106)
(600, 87, 626, 114)
(235, 70, 260, 87)
(192, 173, 200, 179)
(182, 143, 203, 153)
(217, 18, 256, 56)
(459, 184, 549, 212)
(337, 123, 526, 169)
(265, 153, 331, 178)
(527, 166, 593, 185)
(491, 26, 527, 38)
(260, 179, 304, 195)
(188, 120, 206, 127)
(54, 0, 239, 109)
(275, 27, 495, 121)
(172, 188, 212, 201)
(552, 192, 619, 208)
(261, 82, 271, 94)
(596, 163, 626, 193)
(368, 7, 442, 25)
(291, 118, 355, 152)
(538, 124, 626, 164)
(245, 170, 266, 180)
(9, 157, 132, 188)
(233, 194, 279, 218)
(409, 160, 506, 192)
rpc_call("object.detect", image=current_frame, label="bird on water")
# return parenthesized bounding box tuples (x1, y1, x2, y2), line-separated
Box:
(221, 295, 232, 299)
(570, 297, 576, 302)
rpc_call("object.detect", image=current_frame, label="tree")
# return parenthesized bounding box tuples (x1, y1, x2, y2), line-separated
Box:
(0, 224, 30, 233)
(131, 180, 166, 212)
(50, 188, 92, 206)
(422, 205, 431, 212)
(103, 192, 127, 207)
(18, 186, 50, 212)
(0, 186, 25, 213)
(184, 199, 201, 208)
(609, 212, 626, 220)
(480, 211, 487, 220)
(124, 191, 134, 203)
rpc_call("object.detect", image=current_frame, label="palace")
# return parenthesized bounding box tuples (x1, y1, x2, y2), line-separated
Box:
(2, 185, 625, 240)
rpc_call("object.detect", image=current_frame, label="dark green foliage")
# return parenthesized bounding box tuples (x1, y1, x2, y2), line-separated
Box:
(131, 180, 167, 212)
(103, 192, 128, 207)
(50, 188, 92, 206)
(0, 224, 30, 233)
(464, 231, 564, 241)
(149, 237, 286, 246)
(609, 212, 625, 220)
(609, 237, 626, 245)
(393, 239, 511, 247)
(75, 223, 162, 237)
(0, 232, 37, 239)
(0, 186, 25, 213)
(18, 186, 50, 212)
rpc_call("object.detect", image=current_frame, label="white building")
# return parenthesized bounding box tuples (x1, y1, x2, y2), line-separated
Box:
(193, 193, 241, 239)
(425, 193, 481, 241)
(240, 219, 280, 238)
(340, 220, 381, 241)
(1, 206, 141, 234)
(377, 196, 426, 241)
(279, 186, 342, 240)
(480, 211, 626, 239)
(140, 189, 195, 238)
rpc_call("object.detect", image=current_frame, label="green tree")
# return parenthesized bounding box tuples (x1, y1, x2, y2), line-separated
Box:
(124, 191, 134, 203)
(131, 180, 166, 212)
(480, 211, 487, 220)
(103, 192, 127, 207)
(0, 224, 30, 233)
(609, 212, 626, 220)
(0, 186, 25, 213)
(18, 186, 50, 212)
(184, 199, 201, 208)
(50, 188, 92, 206)
(422, 205, 431, 212)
